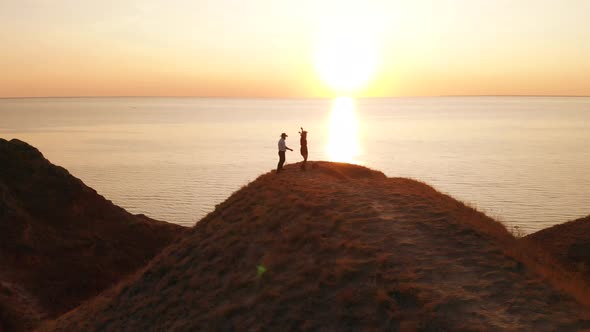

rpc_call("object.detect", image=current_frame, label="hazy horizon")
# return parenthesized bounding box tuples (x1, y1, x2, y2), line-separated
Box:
(2, 0, 589, 98)
(2, 94, 590, 100)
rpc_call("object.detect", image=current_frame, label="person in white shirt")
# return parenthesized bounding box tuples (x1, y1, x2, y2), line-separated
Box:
(277, 132, 293, 173)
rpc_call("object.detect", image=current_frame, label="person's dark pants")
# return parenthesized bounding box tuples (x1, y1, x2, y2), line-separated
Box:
(277, 151, 286, 172)
(300, 147, 308, 170)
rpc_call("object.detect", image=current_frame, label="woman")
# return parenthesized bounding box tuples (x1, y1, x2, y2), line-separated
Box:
(299, 127, 308, 170)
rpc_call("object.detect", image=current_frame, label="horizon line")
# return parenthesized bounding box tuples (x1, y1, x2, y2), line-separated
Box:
(2, 94, 590, 100)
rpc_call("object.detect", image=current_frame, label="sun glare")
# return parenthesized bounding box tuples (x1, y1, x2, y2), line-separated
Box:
(311, 2, 381, 96)
(327, 97, 360, 163)
(314, 37, 378, 95)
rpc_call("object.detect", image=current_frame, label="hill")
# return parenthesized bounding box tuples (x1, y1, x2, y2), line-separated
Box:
(0, 139, 186, 331)
(45, 162, 590, 331)
(525, 215, 590, 281)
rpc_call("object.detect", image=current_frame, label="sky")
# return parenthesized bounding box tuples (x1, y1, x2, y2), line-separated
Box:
(1, 0, 589, 98)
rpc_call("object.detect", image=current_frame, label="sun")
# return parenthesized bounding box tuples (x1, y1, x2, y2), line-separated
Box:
(314, 36, 378, 95)
(311, 3, 380, 95)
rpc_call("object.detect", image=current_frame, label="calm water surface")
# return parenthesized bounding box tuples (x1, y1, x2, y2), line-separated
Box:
(1, 97, 589, 234)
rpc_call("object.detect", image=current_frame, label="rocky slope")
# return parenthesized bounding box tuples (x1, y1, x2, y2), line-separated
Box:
(0, 139, 186, 331)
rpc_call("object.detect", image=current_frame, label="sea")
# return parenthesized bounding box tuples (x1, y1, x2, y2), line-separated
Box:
(1, 96, 589, 234)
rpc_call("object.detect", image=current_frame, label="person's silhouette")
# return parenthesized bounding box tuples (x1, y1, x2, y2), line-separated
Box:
(299, 127, 308, 170)
(277, 133, 292, 173)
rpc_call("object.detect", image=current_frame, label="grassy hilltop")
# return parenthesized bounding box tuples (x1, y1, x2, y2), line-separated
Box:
(43, 161, 590, 331)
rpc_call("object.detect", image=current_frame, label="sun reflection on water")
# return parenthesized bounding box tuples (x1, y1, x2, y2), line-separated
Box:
(327, 97, 360, 163)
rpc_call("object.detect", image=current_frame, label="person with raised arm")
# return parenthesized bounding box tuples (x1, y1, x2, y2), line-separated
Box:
(299, 127, 308, 170)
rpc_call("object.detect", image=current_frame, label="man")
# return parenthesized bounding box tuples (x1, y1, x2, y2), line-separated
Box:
(277, 132, 292, 173)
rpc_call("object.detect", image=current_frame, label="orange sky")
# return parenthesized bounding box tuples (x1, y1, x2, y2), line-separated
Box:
(1, 0, 589, 98)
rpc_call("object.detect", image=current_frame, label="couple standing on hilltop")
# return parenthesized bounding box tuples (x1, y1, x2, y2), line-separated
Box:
(277, 127, 308, 174)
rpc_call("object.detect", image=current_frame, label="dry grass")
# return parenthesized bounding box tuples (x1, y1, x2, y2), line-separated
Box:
(518, 215, 590, 307)
(525, 215, 590, 277)
(41, 161, 590, 331)
(0, 280, 45, 332)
